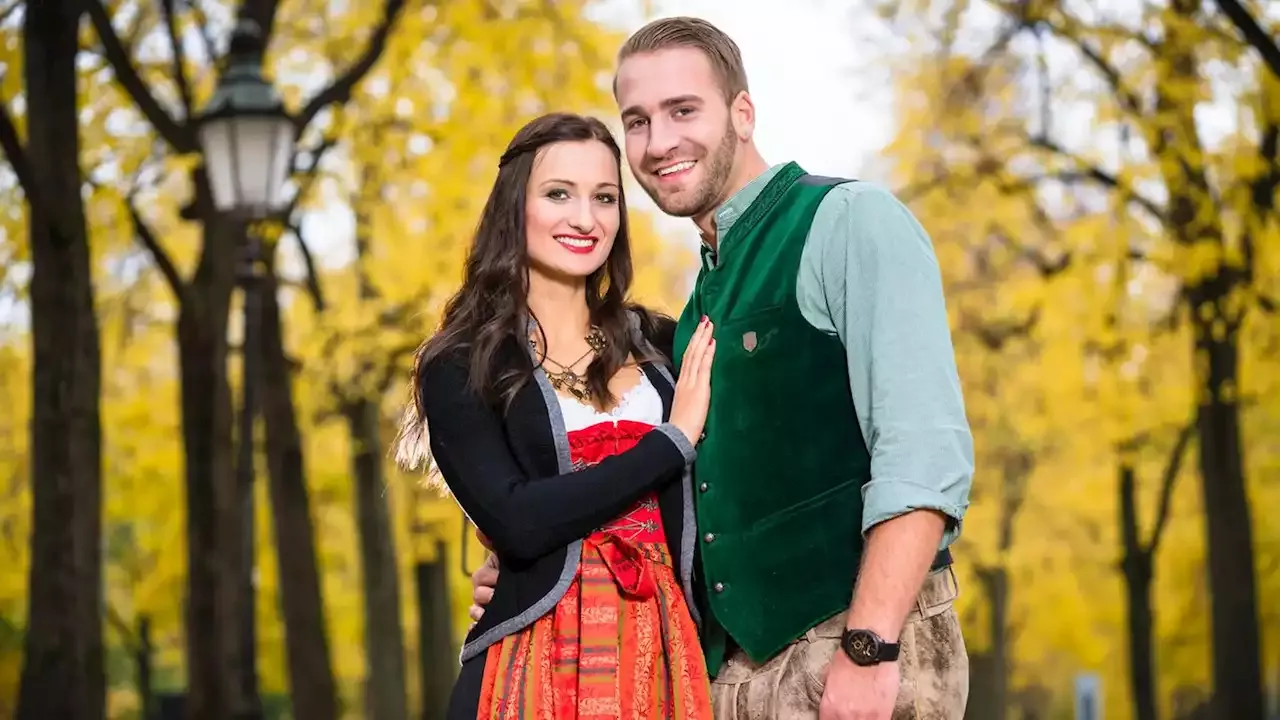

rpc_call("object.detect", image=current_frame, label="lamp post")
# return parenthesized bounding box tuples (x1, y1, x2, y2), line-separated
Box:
(198, 19, 295, 219)
(194, 18, 295, 718)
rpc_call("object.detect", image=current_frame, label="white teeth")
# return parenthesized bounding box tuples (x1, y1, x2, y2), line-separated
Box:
(658, 160, 695, 176)
(555, 236, 595, 248)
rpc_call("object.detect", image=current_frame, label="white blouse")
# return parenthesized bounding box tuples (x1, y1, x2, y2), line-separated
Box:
(555, 371, 663, 432)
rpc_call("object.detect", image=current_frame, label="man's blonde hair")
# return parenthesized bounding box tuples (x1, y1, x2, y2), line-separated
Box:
(616, 16, 749, 102)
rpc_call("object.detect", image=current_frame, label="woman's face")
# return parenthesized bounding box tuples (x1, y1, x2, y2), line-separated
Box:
(524, 139, 621, 283)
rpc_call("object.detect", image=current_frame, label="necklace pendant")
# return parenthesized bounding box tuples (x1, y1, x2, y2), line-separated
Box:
(538, 327, 605, 403)
(585, 326, 607, 353)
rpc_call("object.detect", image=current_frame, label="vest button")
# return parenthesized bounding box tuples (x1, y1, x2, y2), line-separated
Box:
(713, 582, 725, 593)
(699, 483, 709, 493)
(704, 533, 715, 543)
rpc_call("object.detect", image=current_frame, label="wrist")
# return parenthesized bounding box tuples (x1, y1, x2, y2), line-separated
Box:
(839, 627, 901, 667)
(676, 424, 695, 444)
(655, 422, 699, 464)
(673, 421, 702, 446)
(846, 606, 903, 643)
(844, 609, 906, 638)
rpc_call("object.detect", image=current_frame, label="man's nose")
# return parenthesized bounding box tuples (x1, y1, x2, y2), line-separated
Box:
(647, 118, 680, 159)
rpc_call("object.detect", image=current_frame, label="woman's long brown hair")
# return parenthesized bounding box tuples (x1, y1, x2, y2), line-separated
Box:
(394, 112, 658, 474)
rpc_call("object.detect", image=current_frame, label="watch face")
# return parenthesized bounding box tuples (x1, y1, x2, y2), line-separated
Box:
(846, 631, 879, 665)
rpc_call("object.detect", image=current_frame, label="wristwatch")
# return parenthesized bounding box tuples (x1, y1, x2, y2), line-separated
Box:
(840, 628, 899, 666)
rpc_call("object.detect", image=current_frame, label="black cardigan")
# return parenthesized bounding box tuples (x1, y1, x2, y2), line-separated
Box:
(418, 314, 699, 662)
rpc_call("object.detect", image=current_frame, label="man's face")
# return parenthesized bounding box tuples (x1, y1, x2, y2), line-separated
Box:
(616, 47, 738, 219)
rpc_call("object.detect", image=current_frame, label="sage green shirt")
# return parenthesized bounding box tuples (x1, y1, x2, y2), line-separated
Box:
(702, 163, 974, 549)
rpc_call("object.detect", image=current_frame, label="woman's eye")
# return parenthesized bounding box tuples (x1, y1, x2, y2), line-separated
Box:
(546, 189, 569, 200)
(596, 194, 617, 204)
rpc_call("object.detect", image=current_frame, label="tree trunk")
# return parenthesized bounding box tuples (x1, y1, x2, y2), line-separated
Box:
(342, 181, 410, 719)
(417, 545, 455, 720)
(258, 257, 338, 719)
(968, 451, 1028, 720)
(1191, 312, 1263, 719)
(974, 566, 1008, 720)
(1121, 550, 1157, 720)
(1118, 465, 1158, 720)
(348, 398, 410, 720)
(176, 201, 244, 718)
(15, 2, 104, 717)
(137, 616, 154, 720)
(235, 228, 264, 718)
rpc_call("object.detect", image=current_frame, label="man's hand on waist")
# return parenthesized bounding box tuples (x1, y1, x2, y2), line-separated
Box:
(468, 528, 499, 623)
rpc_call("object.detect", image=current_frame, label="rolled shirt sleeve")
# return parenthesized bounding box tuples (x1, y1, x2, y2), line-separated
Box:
(796, 181, 974, 549)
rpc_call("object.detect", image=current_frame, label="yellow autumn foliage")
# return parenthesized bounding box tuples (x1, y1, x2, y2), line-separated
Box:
(2, 1, 1275, 719)
(877, 1, 1280, 716)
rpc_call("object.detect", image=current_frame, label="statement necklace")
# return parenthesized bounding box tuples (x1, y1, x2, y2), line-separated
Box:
(533, 326, 608, 401)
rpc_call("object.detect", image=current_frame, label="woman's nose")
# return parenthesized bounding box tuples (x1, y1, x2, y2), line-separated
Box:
(569, 199, 595, 232)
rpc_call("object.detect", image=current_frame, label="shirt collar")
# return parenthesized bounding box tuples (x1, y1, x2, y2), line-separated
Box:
(698, 163, 790, 268)
(710, 163, 788, 242)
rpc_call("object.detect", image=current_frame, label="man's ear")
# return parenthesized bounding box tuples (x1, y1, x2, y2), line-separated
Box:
(731, 90, 755, 142)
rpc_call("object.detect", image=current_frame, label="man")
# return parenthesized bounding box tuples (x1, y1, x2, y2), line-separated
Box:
(470, 16, 973, 720)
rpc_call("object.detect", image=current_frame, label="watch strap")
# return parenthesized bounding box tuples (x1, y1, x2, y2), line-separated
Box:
(878, 637, 901, 662)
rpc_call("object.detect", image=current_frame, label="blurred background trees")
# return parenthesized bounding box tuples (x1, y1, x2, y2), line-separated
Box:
(0, 0, 1275, 718)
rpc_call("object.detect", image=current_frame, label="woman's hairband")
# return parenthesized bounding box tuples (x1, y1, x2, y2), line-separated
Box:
(498, 141, 539, 168)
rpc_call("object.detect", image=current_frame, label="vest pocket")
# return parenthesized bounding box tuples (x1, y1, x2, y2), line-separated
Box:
(746, 477, 862, 536)
(716, 303, 785, 329)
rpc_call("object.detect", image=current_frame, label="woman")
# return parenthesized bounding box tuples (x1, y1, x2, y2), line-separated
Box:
(395, 112, 717, 719)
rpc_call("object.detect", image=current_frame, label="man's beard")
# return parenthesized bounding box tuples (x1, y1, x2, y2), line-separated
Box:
(640, 122, 737, 218)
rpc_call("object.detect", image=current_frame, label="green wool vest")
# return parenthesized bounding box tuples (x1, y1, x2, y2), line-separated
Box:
(672, 163, 872, 665)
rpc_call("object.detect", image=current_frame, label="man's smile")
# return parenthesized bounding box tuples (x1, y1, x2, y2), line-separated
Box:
(656, 160, 697, 180)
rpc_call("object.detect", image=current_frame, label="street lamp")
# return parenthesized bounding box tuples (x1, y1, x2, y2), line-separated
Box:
(193, 17, 295, 719)
(197, 18, 295, 218)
